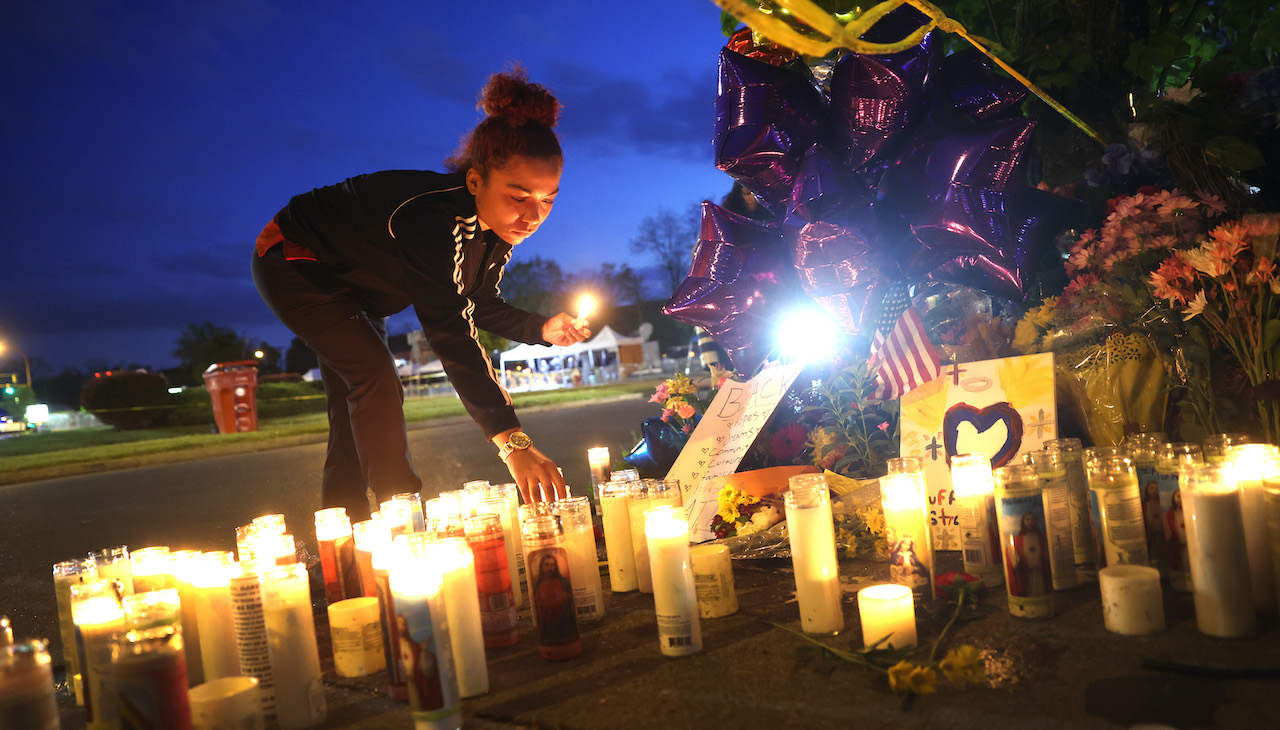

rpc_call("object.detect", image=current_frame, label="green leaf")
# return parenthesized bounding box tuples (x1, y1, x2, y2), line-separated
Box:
(1204, 136, 1266, 172)
(1264, 320, 1280, 353)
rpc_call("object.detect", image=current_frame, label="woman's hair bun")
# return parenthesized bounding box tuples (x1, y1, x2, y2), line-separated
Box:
(479, 66, 560, 128)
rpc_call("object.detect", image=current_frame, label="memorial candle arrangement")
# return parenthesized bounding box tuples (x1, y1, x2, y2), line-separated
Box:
(112, 624, 193, 729)
(129, 546, 173, 593)
(857, 584, 917, 650)
(463, 513, 520, 648)
(433, 537, 489, 699)
(785, 474, 844, 635)
(1182, 463, 1257, 638)
(70, 578, 126, 727)
(190, 551, 242, 682)
(1082, 452, 1150, 569)
(260, 563, 327, 729)
(52, 557, 96, 705)
(1155, 442, 1203, 592)
(1225, 443, 1279, 613)
(644, 505, 702, 657)
(389, 533, 462, 730)
(521, 514, 583, 660)
(993, 464, 1054, 619)
(949, 453, 1005, 588)
(0, 638, 60, 730)
(600, 481, 639, 592)
(553, 496, 606, 622)
(879, 458, 933, 601)
(315, 507, 362, 606)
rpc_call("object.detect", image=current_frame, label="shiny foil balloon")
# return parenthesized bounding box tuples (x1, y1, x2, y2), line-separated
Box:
(662, 202, 800, 377)
(623, 417, 692, 476)
(791, 201, 895, 334)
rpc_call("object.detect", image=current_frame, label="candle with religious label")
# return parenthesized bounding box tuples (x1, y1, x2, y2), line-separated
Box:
(1156, 442, 1203, 592)
(91, 545, 134, 596)
(260, 563, 326, 729)
(112, 624, 192, 729)
(129, 547, 172, 594)
(1043, 438, 1098, 582)
(1182, 463, 1256, 638)
(785, 474, 844, 635)
(463, 513, 520, 648)
(1026, 450, 1078, 591)
(315, 507, 362, 605)
(994, 464, 1054, 618)
(390, 533, 462, 729)
(327, 597, 385, 679)
(949, 453, 1005, 588)
(433, 538, 488, 698)
(389, 492, 426, 532)
(167, 549, 205, 687)
(690, 543, 738, 618)
(1225, 443, 1279, 613)
(190, 551, 242, 682)
(53, 557, 96, 705)
(880, 459, 933, 602)
(522, 514, 583, 660)
(1098, 565, 1164, 636)
(600, 481, 638, 592)
(1083, 452, 1150, 569)
(553, 496, 605, 622)
(228, 564, 275, 726)
(1126, 432, 1169, 577)
(71, 578, 126, 727)
(367, 524, 408, 702)
(1, 638, 60, 730)
(1202, 432, 1249, 463)
(645, 505, 702, 657)
(857, 584, 916, 649)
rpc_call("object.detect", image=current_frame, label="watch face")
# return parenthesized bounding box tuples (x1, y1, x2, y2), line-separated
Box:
(509, 432, 532, 449)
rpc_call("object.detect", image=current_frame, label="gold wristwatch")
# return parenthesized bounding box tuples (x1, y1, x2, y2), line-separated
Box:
(497, 431, 533, 461)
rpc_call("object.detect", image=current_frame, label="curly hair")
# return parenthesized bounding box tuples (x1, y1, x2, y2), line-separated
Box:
(445, 66, 563, 177)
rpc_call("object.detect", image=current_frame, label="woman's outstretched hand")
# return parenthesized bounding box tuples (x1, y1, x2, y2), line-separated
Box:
(543, 312, 591, 346)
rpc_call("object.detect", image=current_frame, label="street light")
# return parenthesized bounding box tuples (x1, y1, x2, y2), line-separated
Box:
(0, 340, 31, 388)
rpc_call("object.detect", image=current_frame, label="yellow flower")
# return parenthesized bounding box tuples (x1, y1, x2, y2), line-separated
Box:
(716, 485, 757, 523)
(887, 661, 938, 696)
(856, 504, 886, 536)
(939, 645, 986, 685)
(1012, 318, 1039, 351)
(666, 373, 699, 396)
(808, 427, 837, 451)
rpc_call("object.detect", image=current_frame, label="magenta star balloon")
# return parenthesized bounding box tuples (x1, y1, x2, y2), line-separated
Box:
(791, 202, 897, 334)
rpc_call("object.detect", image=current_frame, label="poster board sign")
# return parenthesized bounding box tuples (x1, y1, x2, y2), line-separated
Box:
(667, 363, 804, 542)
(898, 353, 1057, 551)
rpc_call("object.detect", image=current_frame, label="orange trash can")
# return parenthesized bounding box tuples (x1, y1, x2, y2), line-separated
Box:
(203, 360, 260, 433)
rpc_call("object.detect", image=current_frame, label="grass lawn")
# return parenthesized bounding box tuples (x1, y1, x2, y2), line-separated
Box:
(0, 381, 655, 484)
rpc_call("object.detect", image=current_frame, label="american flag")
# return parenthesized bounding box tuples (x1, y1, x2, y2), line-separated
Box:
(868, 283, 941, 400)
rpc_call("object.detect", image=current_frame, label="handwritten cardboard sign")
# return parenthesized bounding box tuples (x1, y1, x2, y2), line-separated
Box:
(899, 353, 1057, 551)
(667, 362, 804, 542)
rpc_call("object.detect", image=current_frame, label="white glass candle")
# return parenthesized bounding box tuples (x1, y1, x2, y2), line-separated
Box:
(1043, 438, 1097, 581)
(949, 453, 1005, 587)
(1182, 463, 1257, 638)
(389, 533, 461, 727)
(123, 588, 182, 631)
(1226, 443, 1279, 612)
(553, 496, 605, 622)
(492, 483, 527, 606)
(70, 578, 126, 727)
(857, 584, 917, 650)
(168, 549, 205, 687)
(785, 474, 844, 635)
(879, 470, 933, 601)
(433, 538, 488, 698)
(1083, 453, 1150, 569)
(389, 492, 426, 532)
(260, 563, 327, 729)
(1202, 432, 1249, 463)
(189, 551, 242, 682)
(627, 479, 683, 594)
(1, 638, 60, 730)
(588, 447, 611, 500)
(690, 543, 738, 618)
(129, 546, 172, 594)
(1098, 565, 1165, 635)
(1156, 442, 1203, 592)
(52, 557, 96, 705)
(228, 566, 275, 725)
(645, 505, 702, 657)
(379, 498, 417, 538)
(1027, 450, 1079, 590)
(91, 545, 134, 596)
(369, 536, 408, 702)
(600, 481, 638, 592)
(189, 676, 264, 730)
(327, 597, 385, 679)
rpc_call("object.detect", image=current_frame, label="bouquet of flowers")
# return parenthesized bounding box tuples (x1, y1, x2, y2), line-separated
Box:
(709, 483, 783, 540)
(649, 371, 724, 434)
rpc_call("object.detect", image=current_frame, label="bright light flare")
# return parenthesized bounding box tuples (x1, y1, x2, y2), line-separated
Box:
(776, 309, 840, 363)
(575, 294, 596, 328)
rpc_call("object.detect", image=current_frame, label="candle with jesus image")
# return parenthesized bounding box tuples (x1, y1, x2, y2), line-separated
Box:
(994, 464, 1054, 618)
(879, 463, 933, 602)
(521, 515, 582, 660)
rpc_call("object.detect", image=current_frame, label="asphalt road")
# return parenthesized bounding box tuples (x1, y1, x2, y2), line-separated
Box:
(0, 393, 658, 665)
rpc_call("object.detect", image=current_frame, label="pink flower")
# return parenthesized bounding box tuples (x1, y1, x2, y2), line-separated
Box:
(1196, 191, 1228, 216)
(650, 382, 670, 404)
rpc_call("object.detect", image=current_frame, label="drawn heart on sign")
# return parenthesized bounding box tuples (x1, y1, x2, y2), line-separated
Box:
(942, 402, 1024, 467)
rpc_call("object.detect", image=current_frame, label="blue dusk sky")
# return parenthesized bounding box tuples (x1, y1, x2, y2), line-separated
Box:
(1, 1, 735, 372)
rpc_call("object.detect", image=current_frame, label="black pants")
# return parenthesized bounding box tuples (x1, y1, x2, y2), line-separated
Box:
(251, 245, 421, 521)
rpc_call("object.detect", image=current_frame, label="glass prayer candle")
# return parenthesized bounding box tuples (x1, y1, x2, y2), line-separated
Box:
(228, 564, 275, 725)
(379, 497, 417, 538)
(190, 551, 242, 682)
(611, 469, 640, 483)
(460, 481, 491, 520)
(71, 578, 126, 727)
(1, 638, 59, 730)
(1083, 453, 1149, 569)
(463, 513, 519, 648)
(475, 495, 524, 610)
(1025, 450, 1079, 591)
(91, 545, 134, 597)
(52, 557, 96, 705)
(425, 496, 465, 538)
(1156, 442, 1203, 592)
(949, 453, 1005, 588)
(1226, 443, 1279, 613)
(627, 479, 682, 594)
(389, 492, 426, 532)
(784, 474, 844, 635)
(167, 550, 206, 687)
(491, 483, 527, 601)
(368, 529, 407, 702)
(553, 496, 605, 622)
(879, 469, 933, 602)
(645, 505, 702, 657)
(314, 507, 360, 605)
(389, 533, 461, 724)
(260, 563, 327, 729)
(123, 588, 182, 631)
(1181, 463, 1256, 638)
(112, 624, 192, 729)
(690, 543, 738, 618)
(129, 547, 172, 594)
(600, 481, 638, 593)
(994, 464, 1054, 618)
(521, 515, 582, 660)
(857, 584, 917, 650)
(1126, 432, 1169, 577)
(588, 447, 611, 505)
(350, 518, 383, 599)
(251, 513, 287, 535)
(1043, 437, 1096, 581)
(1202, 432, 1249, 463)
(432, 538, 488, 698)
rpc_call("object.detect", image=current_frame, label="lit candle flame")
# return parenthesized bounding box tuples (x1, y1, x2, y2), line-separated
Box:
(575, 294, 595, 328)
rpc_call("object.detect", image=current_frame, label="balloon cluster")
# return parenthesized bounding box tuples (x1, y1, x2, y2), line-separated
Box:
(663, 8, 1081, 377)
